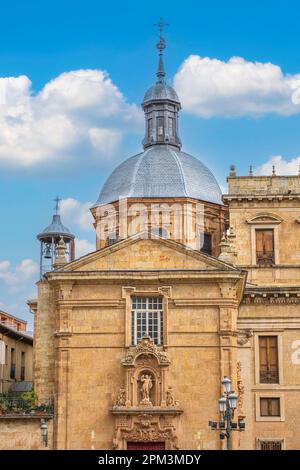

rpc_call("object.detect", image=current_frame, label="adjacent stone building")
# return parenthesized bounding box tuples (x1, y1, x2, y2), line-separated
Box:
(0, 311, 33, 394)
(28, 33, 300, 450)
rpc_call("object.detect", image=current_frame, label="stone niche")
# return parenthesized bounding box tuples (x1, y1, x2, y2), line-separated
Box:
(111, 336, 182, 450)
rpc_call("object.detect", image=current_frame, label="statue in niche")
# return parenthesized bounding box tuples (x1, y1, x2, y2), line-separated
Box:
(166, 387, 175, 407)
(166, 387, 178, 407)
(140, 374, 153, 405)
(114, 387, 126, 407)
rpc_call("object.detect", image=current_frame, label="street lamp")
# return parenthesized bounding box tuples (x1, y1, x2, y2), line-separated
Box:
(209, 377, 245, 450)
(228, 392, 238, 410)
(221, 376, 231, 394)
(218, 396, 226, 413)
(40, 418, 48, 447)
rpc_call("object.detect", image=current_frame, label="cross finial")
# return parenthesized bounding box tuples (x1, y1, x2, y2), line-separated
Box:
(54, 196, 61, 214)
(154, 17, 169, 38)
(154, 18, 169, 84)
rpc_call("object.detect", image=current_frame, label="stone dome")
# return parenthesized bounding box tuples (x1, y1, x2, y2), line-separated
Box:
(94, 145, 222, 206)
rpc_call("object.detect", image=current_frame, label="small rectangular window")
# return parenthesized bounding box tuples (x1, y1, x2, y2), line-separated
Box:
(106, 235, 117, 246)
(147, 118, 152, 140)
(10, 347, 16, 380)
(259, 336, 279, 384)
(256, 229, 274, 266)
(157, 117, 164, 141)
(260, 397, 280, 417)
(168, 117, 175, 137)
(21, 351, 25, 381)
(200, 233, 212, 255)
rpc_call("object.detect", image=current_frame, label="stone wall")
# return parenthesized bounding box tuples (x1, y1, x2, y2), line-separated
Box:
(0, 417, 53, 450)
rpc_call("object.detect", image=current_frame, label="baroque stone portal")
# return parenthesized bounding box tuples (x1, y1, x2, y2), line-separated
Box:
(111, 336, 182, 450)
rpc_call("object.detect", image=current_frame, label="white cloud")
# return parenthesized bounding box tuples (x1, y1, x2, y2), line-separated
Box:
(88, 128, 122, 157)
(255, 155, 300, 175)
(0, 270, 17, 285)
(0, 258, 38, 286)
(60, 198, 94, 231)
(75, 238, 95, 258)
(16, 259, 39, 279)
(0, 69, 142, 170)
(0, 260, 11, 271)
(174, 55, 300, 117)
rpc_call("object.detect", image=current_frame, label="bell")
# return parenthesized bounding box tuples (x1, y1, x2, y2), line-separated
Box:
(44, 244, 52, 259)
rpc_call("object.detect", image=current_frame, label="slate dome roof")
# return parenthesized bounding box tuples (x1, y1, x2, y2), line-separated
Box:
(143, 83, 180, 104)
(95, 145, 222, 206)
(37, 214, 74, 240)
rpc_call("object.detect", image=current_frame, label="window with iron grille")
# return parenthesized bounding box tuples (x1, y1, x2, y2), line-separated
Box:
(259, 440, 283, 450)
(131, 297, 163, 346)
(259, 336, 279, 383)
(260, 397, 280, 417)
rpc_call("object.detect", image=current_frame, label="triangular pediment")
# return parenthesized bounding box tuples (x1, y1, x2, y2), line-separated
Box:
(246, 213, 283, 225)
(58, 233, 239, 272)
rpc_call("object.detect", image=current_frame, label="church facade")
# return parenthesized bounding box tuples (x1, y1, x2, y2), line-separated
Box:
(30, 33, 300, 450)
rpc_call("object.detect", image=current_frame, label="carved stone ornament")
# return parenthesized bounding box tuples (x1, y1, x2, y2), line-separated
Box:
(114, 387, 127, 407)
(237, 362, 245, 420)
(237, 330, 253, 346)
(166, 387, 179, 407)
(121, 336, 170, 366)
(112, 413, 179, 450)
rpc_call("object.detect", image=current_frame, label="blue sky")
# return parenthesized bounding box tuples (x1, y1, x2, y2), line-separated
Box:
(1, 0, 300, 329)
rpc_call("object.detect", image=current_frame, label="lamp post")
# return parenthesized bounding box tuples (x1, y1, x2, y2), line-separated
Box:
(209, 376, 245, 450)
(40, 418, 48, 447)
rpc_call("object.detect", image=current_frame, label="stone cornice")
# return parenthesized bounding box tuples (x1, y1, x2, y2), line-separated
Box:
(238, 318, 300, 328)
(111, 407, 183, 416)
(47, 269, 246, 284)
(223, 193, 300, 202)
(243, 287, 300, 304)
(172, 299, 238, 307)
(56, 299, 124, 308)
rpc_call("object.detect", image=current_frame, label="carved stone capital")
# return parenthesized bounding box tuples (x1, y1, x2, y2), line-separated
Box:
(58, 282, 75, 301)
(237, 330, 253, 346)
